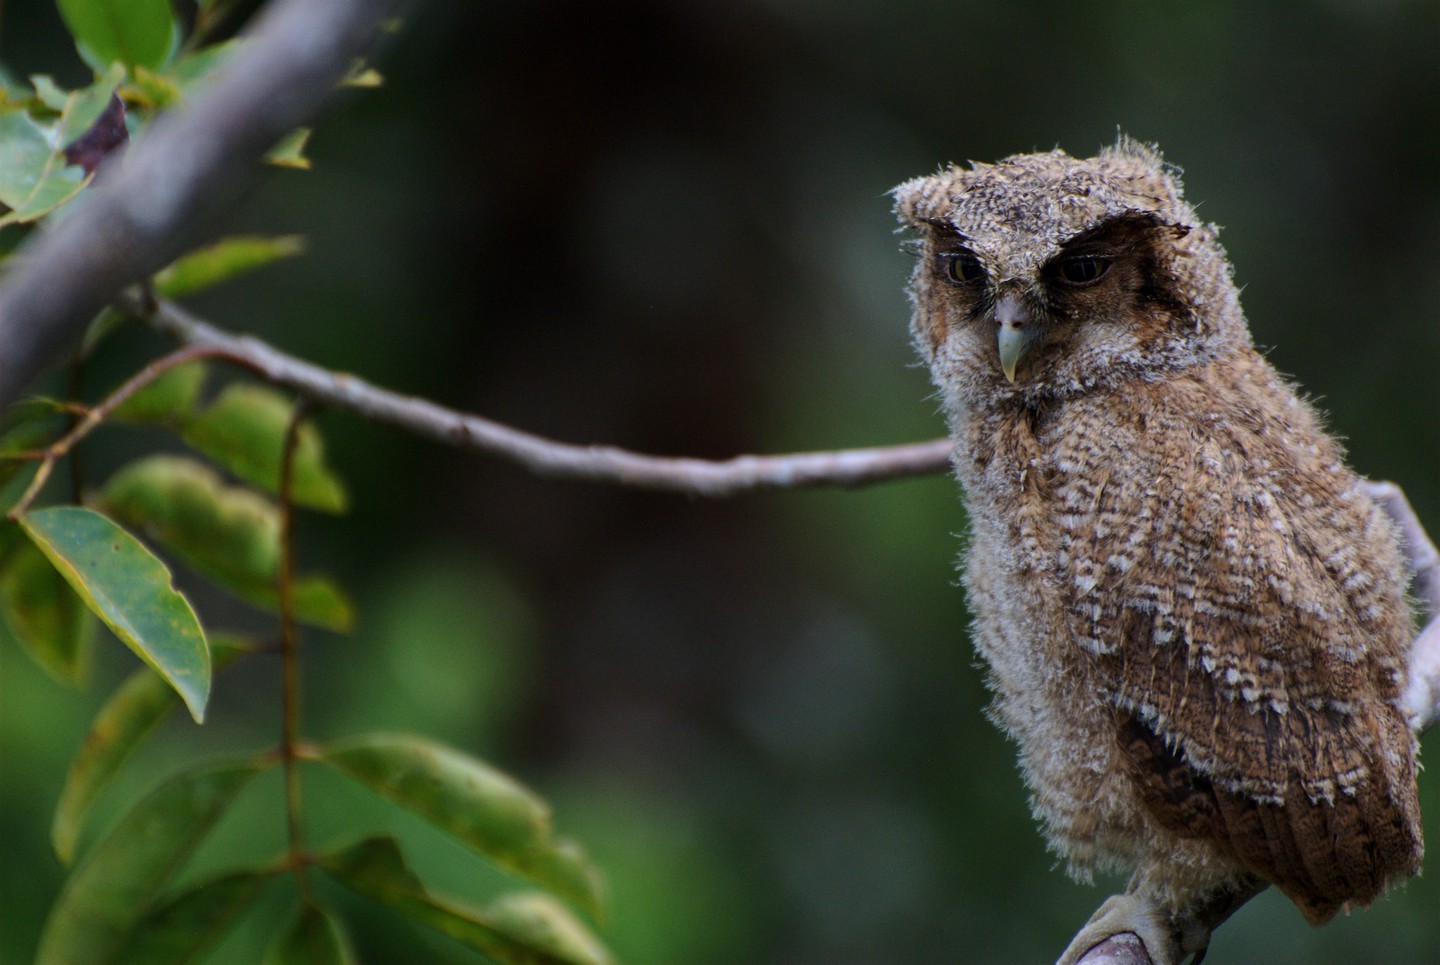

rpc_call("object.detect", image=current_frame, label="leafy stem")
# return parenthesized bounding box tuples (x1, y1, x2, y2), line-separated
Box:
(278, 398, 315, 893)
(4, 345, 225, 520)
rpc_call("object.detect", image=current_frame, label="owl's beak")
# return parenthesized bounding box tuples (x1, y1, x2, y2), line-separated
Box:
(995, 293, 1036, 383)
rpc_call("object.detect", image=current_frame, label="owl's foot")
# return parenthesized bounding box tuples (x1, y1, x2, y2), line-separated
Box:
(1054, 892, 1209, 965)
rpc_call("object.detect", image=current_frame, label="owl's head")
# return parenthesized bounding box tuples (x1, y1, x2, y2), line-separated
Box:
(894, 138, 1250, 408)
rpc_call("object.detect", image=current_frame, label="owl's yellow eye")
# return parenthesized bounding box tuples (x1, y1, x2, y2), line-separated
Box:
(1056, 254, 1112, 286)
(941, 251, 985, 285)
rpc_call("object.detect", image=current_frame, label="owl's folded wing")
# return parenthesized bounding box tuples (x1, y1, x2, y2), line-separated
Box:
(1065, 436, 1420, 923)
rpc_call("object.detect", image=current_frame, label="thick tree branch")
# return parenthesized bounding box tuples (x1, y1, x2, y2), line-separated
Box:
(132, 294, 957, 496)
(0, 0, 404, 409)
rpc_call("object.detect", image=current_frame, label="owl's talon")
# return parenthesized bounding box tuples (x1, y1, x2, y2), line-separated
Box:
(1056, 893, 1206, 965)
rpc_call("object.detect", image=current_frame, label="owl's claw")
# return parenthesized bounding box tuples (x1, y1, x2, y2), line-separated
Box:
(1055, 892, 1208, 965)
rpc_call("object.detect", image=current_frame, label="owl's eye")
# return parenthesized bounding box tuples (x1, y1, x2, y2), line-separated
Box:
(1055, 253, 1112, 286)
(940, 251, 986, 285)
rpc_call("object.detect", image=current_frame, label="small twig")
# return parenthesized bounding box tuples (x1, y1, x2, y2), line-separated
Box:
(4, 345, 223, 519)
(131, 293, 956, 497)
(277, 399, 314, 893)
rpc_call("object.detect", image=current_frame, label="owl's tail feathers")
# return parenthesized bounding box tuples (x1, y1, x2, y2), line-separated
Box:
(1210, 711, 1422, 925)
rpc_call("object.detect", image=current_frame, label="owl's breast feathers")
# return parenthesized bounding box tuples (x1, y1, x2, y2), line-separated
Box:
(976, 348, 1422, 923)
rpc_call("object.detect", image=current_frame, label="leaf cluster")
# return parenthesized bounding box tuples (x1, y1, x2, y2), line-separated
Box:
(0, 3, 614, 963)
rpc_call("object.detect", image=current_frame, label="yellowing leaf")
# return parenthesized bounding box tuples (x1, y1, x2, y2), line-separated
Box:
(35, 760, 265, 965)
(110, 360, 208, 425)
(265, 128, 311, 169)
(52, 635, 252, 864)
(20, 506, 210, 722)
(100, 456, 353, 631)
(155, 235, 306, 299)
(320, 734, 604, 917)
(484, 893, 613, 965)
(320, 836, 612, 965)
(181, 384, 347, 513)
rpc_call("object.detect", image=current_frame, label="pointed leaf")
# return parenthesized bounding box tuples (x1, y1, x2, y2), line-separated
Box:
(130, 64, 182, 109)
(32, 74, 70, 110)
(484, 893, 614, 965)
(53, 636, 252, 864)
(100, 455, 354, 630)
(319, 734, 604, 916)
(35, 760, 265, 965)
(181, 384, 347, 513)
(319, 733, 550, 861)
(57, 0, 179, 71)
(155, 235, 306, 299)
(0, 533, 94, 686)
(110, 360, 208, 425)
(265, 128, 311, 169)
(506, 835, 607, 922)
(57, 63, 126, 149)
(112, 868, 280, 965)
(321, 836, 611, 965)
(19, 506, 210, 721)
(264, 903, 356, 965)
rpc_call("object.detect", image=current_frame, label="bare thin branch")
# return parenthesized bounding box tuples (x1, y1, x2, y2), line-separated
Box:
(133, 294, 956, 497)
(0, 0, 404, 409)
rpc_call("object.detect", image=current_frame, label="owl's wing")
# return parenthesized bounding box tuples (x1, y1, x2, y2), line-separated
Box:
(1062, 427, 1421, 923)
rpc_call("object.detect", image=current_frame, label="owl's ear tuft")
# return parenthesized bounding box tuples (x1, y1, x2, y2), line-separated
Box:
(1106, 133, 1165, 169)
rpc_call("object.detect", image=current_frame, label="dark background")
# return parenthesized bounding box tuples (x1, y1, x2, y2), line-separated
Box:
(1, 1, 1437, 962)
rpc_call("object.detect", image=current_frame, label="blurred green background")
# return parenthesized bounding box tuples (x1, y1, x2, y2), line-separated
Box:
(2, 1, 1438, 962)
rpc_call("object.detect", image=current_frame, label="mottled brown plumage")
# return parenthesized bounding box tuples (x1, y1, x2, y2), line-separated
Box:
(894, 139, 1421, 962)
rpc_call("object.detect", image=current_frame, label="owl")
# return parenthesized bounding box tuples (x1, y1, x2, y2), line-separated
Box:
(893, 139, 1422, 965)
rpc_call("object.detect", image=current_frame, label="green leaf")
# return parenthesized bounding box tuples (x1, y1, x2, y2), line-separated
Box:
(265, 128, 312, 169)
(181, 383, 348, 513)
(321, 836, 612, 965)
(111, 360, 209, 425)
(264, 903, 356, 965)
(52, 635, 252, 865)
(112, 868, 280, 965)
(0, 532, 94, 686)
(484, 893, 614, 965)
(57, 0, 179, 72)
(168, 39, 243, 98)
(319, 734, 605, 917)
(57, 62, 126, 147)
(31, 74, 70, 111)
(35, 760, 265, 965)
(19, 505, 211, 721)
(154, 235, 306, 299)
(129, 64, 181, 109)
(0, 109, 87, 223)
(99, 455, 354, 631)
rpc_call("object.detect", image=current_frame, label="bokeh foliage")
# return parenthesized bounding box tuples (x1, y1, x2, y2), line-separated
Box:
(0, 1, 1437, 963)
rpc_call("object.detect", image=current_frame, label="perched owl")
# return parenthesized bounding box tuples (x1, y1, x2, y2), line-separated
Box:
(894, 140, 1422, 964)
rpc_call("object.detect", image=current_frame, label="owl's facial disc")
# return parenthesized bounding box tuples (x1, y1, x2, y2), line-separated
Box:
(995, 292, 1037, 383)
